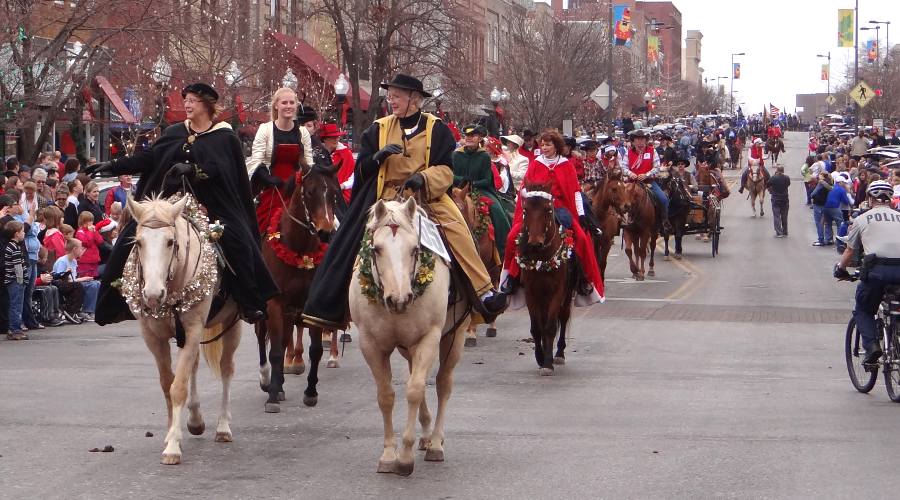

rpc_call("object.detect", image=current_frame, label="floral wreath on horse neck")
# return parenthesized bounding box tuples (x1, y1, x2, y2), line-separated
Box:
(357, 230, 436, 304)
(265, 206, 328, 269)
(515, 227, 575, 272)
(470, 190, 495, 241)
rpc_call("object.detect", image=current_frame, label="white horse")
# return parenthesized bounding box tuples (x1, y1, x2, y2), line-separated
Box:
(349, 198, 470, 477)
(746, 158, 767, 218)
(125, 195, 242, 465)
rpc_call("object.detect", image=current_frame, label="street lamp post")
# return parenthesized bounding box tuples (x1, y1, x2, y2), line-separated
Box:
(489, 86, 509, 136)
(333, 73, 349, 127)
(816, 52, 831, 111)
(730, 52, 745, 114)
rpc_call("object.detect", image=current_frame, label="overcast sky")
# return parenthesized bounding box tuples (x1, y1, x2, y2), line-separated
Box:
(542, 0, 899, 115)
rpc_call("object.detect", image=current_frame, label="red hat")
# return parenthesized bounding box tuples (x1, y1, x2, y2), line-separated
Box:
(485, 136, 502, 156)
(318, 123, 345, 139)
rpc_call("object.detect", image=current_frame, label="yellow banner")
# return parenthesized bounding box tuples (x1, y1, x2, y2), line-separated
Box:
(838, 9, 854, 47)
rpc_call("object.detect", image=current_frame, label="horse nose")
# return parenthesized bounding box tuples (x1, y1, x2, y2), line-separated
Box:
(385, 293, 412, 314)
(317, 229, 332, 243)
(144, 289, 166, 309)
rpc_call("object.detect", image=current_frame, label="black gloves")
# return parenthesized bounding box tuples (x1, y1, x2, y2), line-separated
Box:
(165, 162, 196, 191)
(402, 173, 425, 193)
(373, 144, 403, 164)
(252, 165, 284, 188)
(84, 161, 113, 178)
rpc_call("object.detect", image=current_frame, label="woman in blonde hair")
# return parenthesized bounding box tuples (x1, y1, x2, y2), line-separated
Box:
(246, 87, 314, 228)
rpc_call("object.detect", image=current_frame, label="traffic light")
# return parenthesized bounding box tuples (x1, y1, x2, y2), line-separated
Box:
(874, 88, 883, 97)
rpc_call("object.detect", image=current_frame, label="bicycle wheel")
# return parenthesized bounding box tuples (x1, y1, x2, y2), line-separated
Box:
(845, 317, 877, 393)
(882, 321, 900, 402)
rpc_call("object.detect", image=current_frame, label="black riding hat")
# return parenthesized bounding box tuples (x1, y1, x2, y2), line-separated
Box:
(462, 124, 488, 137)
(674, 157, 691, 166)
(629, 129, 650, 139)
(380, 74, 432, 98)
(181, 82, 219, 102)
(580, 140, 600, 151)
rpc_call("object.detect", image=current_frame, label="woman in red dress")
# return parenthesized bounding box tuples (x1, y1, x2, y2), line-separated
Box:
(501, 130, 604, 305)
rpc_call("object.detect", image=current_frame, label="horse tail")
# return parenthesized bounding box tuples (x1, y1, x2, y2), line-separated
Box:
(201, 323, 225, 379)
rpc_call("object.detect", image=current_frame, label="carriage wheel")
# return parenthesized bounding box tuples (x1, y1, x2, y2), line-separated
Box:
(708, 200, 721, 258)
(711, 219, 721, 257)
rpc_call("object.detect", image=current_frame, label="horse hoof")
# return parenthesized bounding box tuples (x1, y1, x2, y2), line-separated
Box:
(277, 391, 285, 402)
(424, 448, 445, 462)
(539, 367, 554, 376)
(464, 337, 477, 347)
(377, 459, 396, 474)
(674, 253, 683, 260)
(287, 363, 305, 375)
(259, 383, 270, 393)
(485, 327, 497, 338)
(553, 356, 566, 365)
(326, 359, 339, 368)
(303, 394, 318, 407)
(647, 270, 655, 277)
(161, 453, 181, 465)
(187, 422, 205, 436)
(394, 461, 415, 477)
(636, 275, 645, 282)
(215, 431, 233, 443)
(264, 402, 281, 413)
(340, 333, 352, 342)
(418, 437, 429, 451)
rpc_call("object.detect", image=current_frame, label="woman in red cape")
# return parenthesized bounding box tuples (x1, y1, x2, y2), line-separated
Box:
(501, 130, 604, 304)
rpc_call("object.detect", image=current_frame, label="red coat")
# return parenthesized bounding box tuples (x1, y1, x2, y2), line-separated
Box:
(626, 146, 656, 175)
(567, 155, 585, 181)
(75, 226, 104, 277)
(749, 144, 765, 166)
(518, 145, 538, 164)
(332, 143, 355, 202)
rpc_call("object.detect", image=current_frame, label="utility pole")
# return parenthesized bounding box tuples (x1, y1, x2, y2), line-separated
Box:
(854, 0, 859, 130)
(608, 0, 614, 130)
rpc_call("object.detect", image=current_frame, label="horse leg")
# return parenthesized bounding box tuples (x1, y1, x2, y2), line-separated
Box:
(426, 317, 467, 463)
(750, 192, 757, 217)
(141, 322, 175, 429)
(663, 232, 670, 260)
(291, 326, 306, 375)
(647, 232, 657, 277)
(303, 325, 324, 407)
(530, 314, 546, 370)
(554, 302, 571, 365)
(186, 353, 205, 436)
(264, 303, 287, 413)
(485, 321, 497, 338)
(396, 332, 440, 476)
(623, 232, 639, 278)
(465, 323, 477, 347)
(161, 320, 201, 465)
(360, 336, 397, 474)
(215, 318, 241, 443)
(760, 192, 765, 217)
(256, 321, 270, 393)
(540, 317, 557, 375)
(283, 324, 295, 374)
(326, 330, 340, 368)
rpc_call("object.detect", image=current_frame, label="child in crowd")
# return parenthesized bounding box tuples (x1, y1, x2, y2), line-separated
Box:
(75, 211, 103, 278)
(4, 220, 27, 340)
(61, 223, 74, 239)
(52, 238, 99, 322)
(40, 206, 66, 264)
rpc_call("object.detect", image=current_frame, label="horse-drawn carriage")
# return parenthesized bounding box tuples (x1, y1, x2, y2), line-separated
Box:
(683, 186, 723, 257)
(661, 164, 725, 259)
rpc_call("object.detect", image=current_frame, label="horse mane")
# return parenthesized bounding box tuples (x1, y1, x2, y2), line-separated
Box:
(366, 200, 424, 235)
(135, 193, 184, 224)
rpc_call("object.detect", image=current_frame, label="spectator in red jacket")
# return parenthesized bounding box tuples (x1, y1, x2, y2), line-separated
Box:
(320, 124, 355, 203)
(74, 211, 104, 278)
(40, 206, 67, 267)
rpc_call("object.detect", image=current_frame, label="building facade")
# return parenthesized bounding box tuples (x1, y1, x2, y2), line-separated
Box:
(683, 29, 703, 87)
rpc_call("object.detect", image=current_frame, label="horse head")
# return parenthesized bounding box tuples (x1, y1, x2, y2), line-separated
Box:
(521, 183, 556, 248)
(366, 198, 421, 314)
(126, 194, 189, 309)
(450, 183, 475, 230)
(291, 148, 341, 241)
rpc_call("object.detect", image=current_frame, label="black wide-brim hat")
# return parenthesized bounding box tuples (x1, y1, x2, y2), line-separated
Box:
(182, 82, 219, 102)
(580, 140, 600, 150)
(674, 157, 690, 166)
(628, 129, 650, 139)
(380, 74, 432, 98)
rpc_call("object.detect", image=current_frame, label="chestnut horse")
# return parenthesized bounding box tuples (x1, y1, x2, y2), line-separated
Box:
(613, 180, 658, 281)
(746, 159, 768, 218)
(450, 184, 500, 345)
(519, 183, 576, 375)
(590, 167, 624, 281)
(256, 159, 340, 413)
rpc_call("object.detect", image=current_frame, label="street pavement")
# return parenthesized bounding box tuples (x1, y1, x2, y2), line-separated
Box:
(2, 132, 897, 499)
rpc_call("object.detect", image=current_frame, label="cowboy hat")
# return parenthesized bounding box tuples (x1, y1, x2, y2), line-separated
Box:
(318, 123, 344, 139)
(628, 129, 650, 139)
(500, 134, 524, 147)
(674, 157, 690, 167)
(379, 74, 432, 97)
(462, 124, 487, 137)
(579, 140, 600, 151)
(181, 82, 219, 102)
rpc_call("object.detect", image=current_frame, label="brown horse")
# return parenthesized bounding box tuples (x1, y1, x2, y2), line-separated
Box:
(746, 160, 768, 217)
(610, 178, 657, 281)
(450, 184, 500, 345)
(590, 167, 624, 281)
(256, 159, 340, 413)
(519, 183, 576, 375)
(766, 137, 785, 164)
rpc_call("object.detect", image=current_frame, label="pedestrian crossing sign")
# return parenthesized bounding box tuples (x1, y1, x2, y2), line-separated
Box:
(825, 94, 836, 106)
(850, 81, 875, 108)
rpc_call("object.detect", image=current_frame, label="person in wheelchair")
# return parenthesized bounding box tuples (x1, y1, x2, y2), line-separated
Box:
(835, 181, 900, 364)
(620, 129, 672, 232)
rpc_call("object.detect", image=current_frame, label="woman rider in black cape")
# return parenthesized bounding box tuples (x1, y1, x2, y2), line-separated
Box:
(86, 83, 277, 324)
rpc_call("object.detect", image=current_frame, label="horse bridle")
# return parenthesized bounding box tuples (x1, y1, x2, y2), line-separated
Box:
(133, 216, 198, 291)
(522, 190, 556, 251)
(368, 216, 422, 304)
(274, 169, 318, 235)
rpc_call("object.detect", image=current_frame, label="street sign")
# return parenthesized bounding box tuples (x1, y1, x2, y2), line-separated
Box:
(590, 81, 618, 110)
(825, 94, 836, 106)
(873, 118, 884, 130)
(849, 81, 875, 108)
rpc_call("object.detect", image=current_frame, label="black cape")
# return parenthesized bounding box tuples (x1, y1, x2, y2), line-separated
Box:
(95, 122, 278, 325)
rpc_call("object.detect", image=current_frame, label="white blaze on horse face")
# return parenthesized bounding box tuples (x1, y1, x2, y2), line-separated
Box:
(374, 223, 415, 313)
(139, 227, 175, 309)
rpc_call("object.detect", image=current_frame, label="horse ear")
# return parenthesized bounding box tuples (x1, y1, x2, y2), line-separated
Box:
(373, 199, 387, 222)
(169, 195, 189, 219)
(126, 195, 144, 221)
(403, 196, 418, 220)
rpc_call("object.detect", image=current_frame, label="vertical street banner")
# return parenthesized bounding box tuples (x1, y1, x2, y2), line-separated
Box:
(647, 35, 659, 63)
(821, 64, 829, 80)
(838, 9, 854, 47)
(613, 5, 634, 47)
(866, 39, 878, 63)
(732, 63, 741, 79)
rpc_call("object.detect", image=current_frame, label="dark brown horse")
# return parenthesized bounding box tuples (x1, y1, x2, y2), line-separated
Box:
(256, 159, 340, 413)
(451, 184, 500, 344)
(659, 167, 692, 259)
(519, 183, 576, 376)
(590, 167, 624, 281)
(610, 178, 657, 281)
(765, 137, 785, 164)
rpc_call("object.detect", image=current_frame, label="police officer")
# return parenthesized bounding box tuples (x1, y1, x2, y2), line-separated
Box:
(835, 180, 900, 363)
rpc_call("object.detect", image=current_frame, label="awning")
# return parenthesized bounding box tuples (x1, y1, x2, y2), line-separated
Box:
(270, 31, 370, 111)
(95, 76, 137, 124)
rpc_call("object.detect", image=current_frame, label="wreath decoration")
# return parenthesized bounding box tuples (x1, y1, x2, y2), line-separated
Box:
(357, 230, 436, 304)
(266, 206, 327, 269)
(471, 191, 495, 241)
(515, 227, 575, 271)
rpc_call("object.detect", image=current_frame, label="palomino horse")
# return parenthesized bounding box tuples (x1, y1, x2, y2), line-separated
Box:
(257, 160, 340, 413)
(746, 159, 767, 218)
(659, 167, 692, 260)
(590, 168, 624, 281)
(350, 198, 470, 477)
(766, 137, 785, 163)
(613, 180, 658, 280)
(450, 184, 500, 345)
(125, 194, 242, 465)
(519, 183, 576, 375)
